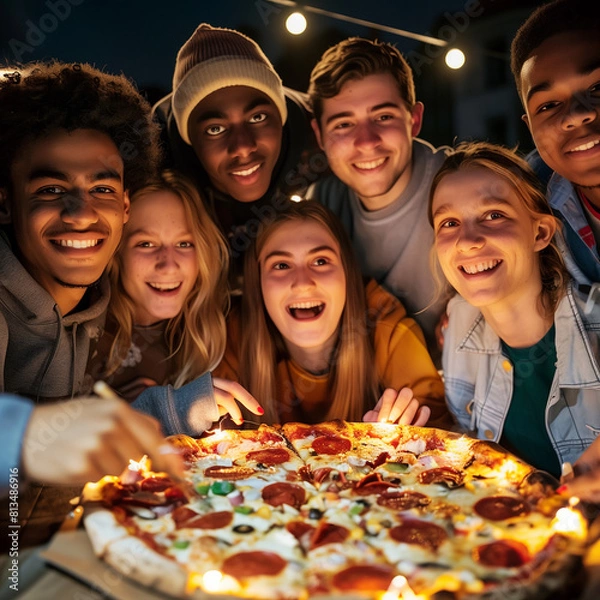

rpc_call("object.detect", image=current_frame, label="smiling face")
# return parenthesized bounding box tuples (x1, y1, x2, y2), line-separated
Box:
(119, 190, 199, 326)
(259, 219, 347, 368)
(312, 73, 423, 211)
(431, 167, 554, 314)
(520, 30, 600, 206)
(0, 128, 129, 314)
(188, 86, 283, 203)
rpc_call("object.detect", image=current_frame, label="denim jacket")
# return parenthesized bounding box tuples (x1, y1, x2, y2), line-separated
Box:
(443, 285, 600, 467)
(548, 173, 600, 286)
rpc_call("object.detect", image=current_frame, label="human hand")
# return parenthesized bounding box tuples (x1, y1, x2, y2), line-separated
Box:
(362, 387, 431, 426)
(212, 377, 264, 426)
(558, 438, 600, 503)
(21, 397, 184, 486)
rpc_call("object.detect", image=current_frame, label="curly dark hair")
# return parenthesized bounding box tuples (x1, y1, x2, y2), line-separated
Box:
(0, 61, 161, 193)
(511, 0, 600, 97)
(308, 37, 415, 125)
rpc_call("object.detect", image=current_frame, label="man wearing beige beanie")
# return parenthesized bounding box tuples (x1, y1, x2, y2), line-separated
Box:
(153, 23, 325, 287)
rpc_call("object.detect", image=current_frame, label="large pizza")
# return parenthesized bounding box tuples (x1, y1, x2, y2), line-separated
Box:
(83, 420, 588, 599)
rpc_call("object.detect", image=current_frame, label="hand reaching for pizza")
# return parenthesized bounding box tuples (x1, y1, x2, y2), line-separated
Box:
(21, 397, 184, 486)
(362, 387, 431, 426)
(192, 377, 264, 426)
(559, 437, 600, 503)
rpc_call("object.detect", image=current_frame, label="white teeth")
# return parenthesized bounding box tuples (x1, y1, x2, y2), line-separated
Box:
(57, 239, 99, 248)
(288, 301, 322, 310)
(354, 157, 386, 170)
(232, 164, 260, 177)
(148, 282, 180, 291)
(570, 139, 599, 152)
(461, 260, 500, 274)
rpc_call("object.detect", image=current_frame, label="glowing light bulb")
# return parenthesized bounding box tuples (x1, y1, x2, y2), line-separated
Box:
(286, 12, 307, 35)
(445, 48, 466, 69)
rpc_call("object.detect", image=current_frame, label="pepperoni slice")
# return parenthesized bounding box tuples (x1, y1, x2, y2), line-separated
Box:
(377, 491, 431, 510)
(183, 510, 233, 530)
(222, 551, 287, 578)
(245, 448, 290, 465)
(418, 466, 464, 487)
(389, 519, 448, 551)
(262, 482, 306, 509)
(140, 476, 173, 492)
(332, 565, 396, 592)
(353, 473, 397, 496)
(473, 539, 531, 568)
(312, 435, 352, 455)
(286, 520, 315, 541)
(171, 506, 197, 526)
(310, 522, 349, 549)
(474, 496, 531, 521)
(203, 465, 255, 480)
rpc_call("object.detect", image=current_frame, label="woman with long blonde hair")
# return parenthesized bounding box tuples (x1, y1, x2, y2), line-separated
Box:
(90, 169, 229, 398)
(215, 201, 450, 427)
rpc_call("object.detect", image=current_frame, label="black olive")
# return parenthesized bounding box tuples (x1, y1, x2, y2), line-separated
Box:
(308, 508, 323, 519)
(356, 499, 370, 507)
(256, 463, 267, 469)
(233, 524, 254, 534)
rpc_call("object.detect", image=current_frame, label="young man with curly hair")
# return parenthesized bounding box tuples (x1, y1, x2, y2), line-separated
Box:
(307, 38, 450, 364)
(0, 61, 161, 401)
(511, 0, 600, 287)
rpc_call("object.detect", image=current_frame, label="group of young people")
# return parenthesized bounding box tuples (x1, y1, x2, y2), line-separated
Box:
(1, 0, 600, 509)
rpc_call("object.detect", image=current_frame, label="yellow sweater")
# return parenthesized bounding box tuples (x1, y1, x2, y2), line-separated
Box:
(215, 279, 452, 429)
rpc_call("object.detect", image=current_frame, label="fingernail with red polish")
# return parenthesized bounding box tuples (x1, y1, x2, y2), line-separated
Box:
(556, 485, 568, 494)
(257, 407, 265, 415)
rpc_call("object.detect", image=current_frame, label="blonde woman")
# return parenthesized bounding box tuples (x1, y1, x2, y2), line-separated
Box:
(429, 142, 600, 487)
(215, 201, 451, 428)
(89, 170, 263, 430)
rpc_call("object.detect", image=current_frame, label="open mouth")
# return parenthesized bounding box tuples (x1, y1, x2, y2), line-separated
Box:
(147, 282, 182, 292)
(460, 259, 502, 275)
(52, 239, 102, 249)
(287, 301, 325, 319)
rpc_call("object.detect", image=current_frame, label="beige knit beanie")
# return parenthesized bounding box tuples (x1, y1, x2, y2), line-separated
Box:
(172, 23, 288, 145)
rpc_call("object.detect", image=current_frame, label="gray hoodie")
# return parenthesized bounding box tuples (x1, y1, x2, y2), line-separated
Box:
(0, 233, 108, 401)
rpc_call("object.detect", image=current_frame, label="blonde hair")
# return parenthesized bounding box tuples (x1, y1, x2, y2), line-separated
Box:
(105, 169, 229, 387)
(240, 201, 379, 424)
(428, 141, 568, 315)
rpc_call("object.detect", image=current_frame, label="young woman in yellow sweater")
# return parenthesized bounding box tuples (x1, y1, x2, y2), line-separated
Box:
(215, 201, 452, 428)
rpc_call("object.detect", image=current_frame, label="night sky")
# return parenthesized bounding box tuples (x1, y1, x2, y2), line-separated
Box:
(1, 0, 483, 94)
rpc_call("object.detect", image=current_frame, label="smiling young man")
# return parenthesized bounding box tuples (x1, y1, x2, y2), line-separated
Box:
(307, 38, 450, 364)
(153, 24, 323, 286)
(512, 0, 600, 286)
(0, 62, 161, 401)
